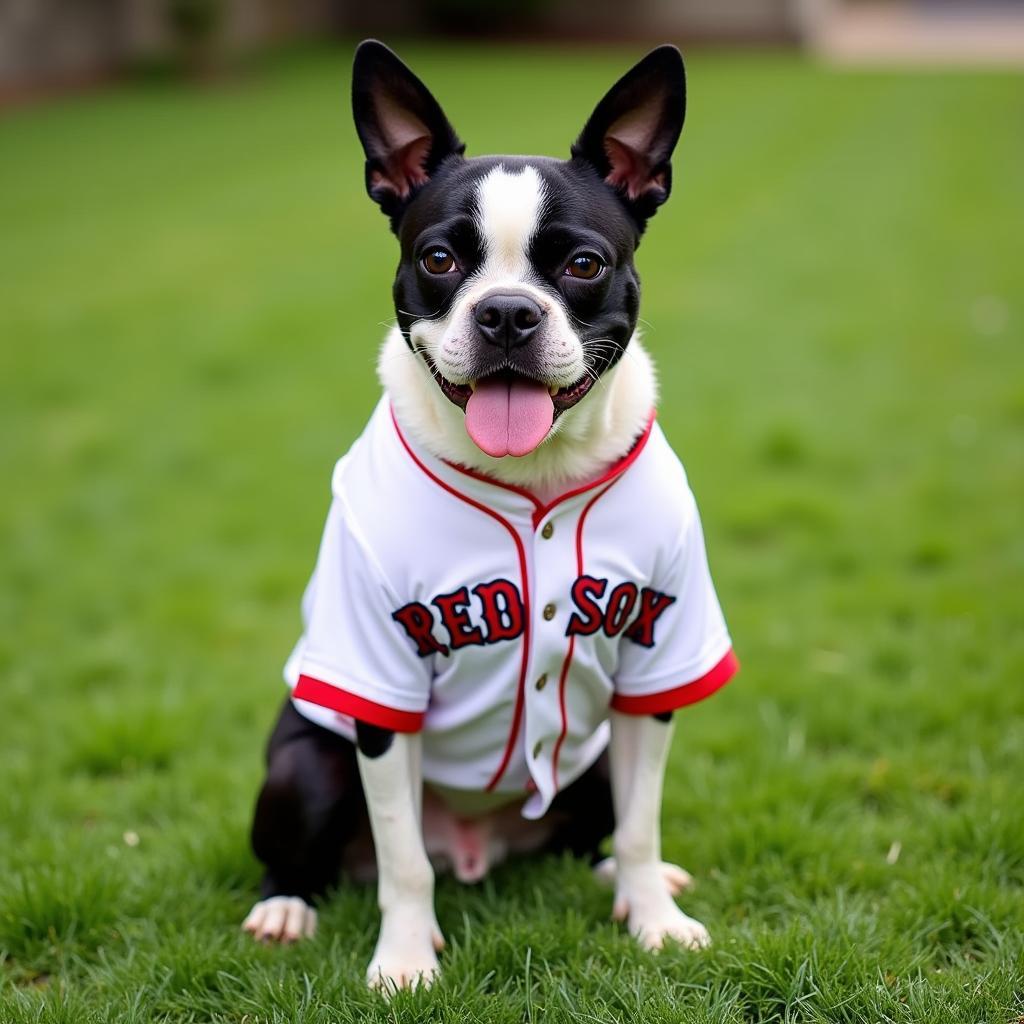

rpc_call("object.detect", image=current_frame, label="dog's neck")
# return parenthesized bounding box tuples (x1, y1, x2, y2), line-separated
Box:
(378, 327, 657, 496)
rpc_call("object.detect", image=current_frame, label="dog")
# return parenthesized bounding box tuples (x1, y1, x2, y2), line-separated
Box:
(242, 40, 738, 990)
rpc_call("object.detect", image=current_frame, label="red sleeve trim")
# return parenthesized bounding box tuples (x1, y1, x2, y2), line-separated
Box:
(293, 674, 425, 733)
(610, 649, 739, 715)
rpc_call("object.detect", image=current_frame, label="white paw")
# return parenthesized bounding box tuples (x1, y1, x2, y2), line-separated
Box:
(366, 907, 445, 992)
(242, 896, 317, 943)
(593, 857, 693, 895)
(612, 866, 710, 951)
(622, 902, 711, 951)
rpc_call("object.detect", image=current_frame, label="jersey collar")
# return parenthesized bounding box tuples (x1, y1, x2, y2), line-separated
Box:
(389, 403, 656, 529)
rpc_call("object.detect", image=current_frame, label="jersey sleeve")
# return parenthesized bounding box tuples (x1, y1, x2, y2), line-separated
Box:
(612, 490, 738, 715)
(285, 497, 432, 732)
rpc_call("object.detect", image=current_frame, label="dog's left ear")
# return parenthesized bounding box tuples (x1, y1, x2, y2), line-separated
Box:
(571, 45, 686, 230)
(351, 40, 465, 226)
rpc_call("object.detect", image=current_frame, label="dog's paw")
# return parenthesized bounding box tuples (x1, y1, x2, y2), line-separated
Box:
(366, 908, 445, 993)
(367, 945, 440, 993)
(622, 902, 711, 951)
(593, 857, 693, 896)
(612, 867, 710, 952)
(241, 896, 317, 943)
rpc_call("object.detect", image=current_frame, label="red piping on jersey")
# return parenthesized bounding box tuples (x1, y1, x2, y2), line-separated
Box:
(609, 648, 740, 716)
(550, 480, 620, 791)
(444, 410, 657, 530)
(293, 674, 425, 733)
(390, 408, 530, 791)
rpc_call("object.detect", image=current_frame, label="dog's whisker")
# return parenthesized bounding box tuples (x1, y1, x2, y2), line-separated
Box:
(583, 336, 642, 371)
(396, 306, 449, 322)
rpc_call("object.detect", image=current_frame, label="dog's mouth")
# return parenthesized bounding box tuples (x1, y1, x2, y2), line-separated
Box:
(423, 357, 596, 459)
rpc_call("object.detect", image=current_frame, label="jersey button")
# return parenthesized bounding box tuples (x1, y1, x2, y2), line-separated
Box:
(543, 603, 556, 621)
(541, 521, 554, 539)
(535, 673, 548, 691)
(532, 740, 543, 758)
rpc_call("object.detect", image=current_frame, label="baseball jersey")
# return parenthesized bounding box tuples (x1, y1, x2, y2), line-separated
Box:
(285, 398, 738, 820)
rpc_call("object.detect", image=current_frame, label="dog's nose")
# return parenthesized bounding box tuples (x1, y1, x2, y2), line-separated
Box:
(473, 293, 545, 350)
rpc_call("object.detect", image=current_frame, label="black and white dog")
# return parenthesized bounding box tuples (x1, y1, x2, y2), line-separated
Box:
(243, 40, 738, 990)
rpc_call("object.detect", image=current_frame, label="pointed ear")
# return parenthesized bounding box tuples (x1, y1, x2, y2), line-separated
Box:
(571, 45, 686, 229)
(351, 40, 465, 224)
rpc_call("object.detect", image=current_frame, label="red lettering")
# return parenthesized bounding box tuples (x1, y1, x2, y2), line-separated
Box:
(566, 576, 608, 637)
(392, 602, 449, 657)
(433, 587, 485, 649)
(604, 582, 638, 636)
(473, 579, 525, 643)
(623, 588, 676, 648)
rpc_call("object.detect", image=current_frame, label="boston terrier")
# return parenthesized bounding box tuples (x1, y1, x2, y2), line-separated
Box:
(242, 40, 738, 991)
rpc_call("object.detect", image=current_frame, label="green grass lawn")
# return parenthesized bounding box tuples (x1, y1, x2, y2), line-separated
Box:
(1, 40, 1022, 1023)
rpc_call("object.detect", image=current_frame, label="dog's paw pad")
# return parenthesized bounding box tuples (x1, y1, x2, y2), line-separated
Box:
(242, 896, 317, 943)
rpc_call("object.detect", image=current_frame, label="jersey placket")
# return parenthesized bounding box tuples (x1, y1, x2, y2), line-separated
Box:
(520, 499, 587, 818)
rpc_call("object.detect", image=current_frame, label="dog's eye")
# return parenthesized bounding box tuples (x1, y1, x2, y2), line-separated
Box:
(565, 254, 604, 280)
(422, 248, 456, 275)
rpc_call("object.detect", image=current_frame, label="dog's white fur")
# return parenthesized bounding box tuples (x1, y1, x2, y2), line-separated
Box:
(381, 325, 656, 497)
(244, 158, 707, 995)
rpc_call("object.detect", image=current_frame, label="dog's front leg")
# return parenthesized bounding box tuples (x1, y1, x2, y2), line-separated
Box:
(609, 710, 710, 951)
(356, 724, 444, 990)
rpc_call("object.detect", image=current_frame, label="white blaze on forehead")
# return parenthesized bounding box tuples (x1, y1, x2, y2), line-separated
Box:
(474, 165, 546, 277)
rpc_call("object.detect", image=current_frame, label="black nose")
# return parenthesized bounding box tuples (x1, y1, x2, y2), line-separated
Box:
(473, 293, 544, 350)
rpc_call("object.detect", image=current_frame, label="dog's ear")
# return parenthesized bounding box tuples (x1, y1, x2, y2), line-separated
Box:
(571, 45, 686, 230)
(352, 40, 465, 225)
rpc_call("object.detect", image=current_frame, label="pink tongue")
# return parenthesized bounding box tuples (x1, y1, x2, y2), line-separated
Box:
(465, 376, 554, 458)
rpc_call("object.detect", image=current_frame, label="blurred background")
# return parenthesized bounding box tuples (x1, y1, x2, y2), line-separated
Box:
(3, 0, 1024, 96)
(1, 0, 1022, 1018)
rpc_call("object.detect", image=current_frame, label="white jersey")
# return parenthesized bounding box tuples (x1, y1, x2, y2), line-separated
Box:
(285, 398, 737, 819)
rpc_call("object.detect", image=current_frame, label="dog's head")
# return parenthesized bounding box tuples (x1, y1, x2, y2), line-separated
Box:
(353, 41, 685, 459)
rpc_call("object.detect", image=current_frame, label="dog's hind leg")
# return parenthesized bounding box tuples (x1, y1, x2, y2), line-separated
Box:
(243, 699, 366, 943)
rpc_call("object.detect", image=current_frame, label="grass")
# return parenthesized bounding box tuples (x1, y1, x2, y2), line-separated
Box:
(1, 39, 1022, 1023)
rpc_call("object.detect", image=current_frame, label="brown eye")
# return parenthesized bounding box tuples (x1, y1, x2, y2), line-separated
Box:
(565, 253, 604, 280)
(422, 248, 456, 275)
